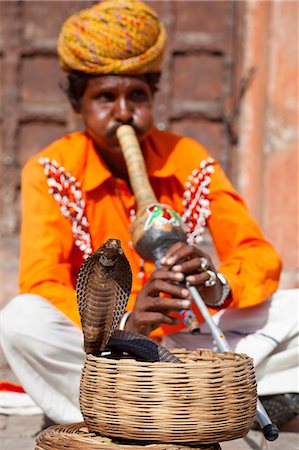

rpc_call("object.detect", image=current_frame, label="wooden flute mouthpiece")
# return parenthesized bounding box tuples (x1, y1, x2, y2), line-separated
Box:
(116, 125, 156, 212)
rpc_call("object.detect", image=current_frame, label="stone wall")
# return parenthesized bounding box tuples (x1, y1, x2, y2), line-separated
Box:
(237, 0, 298, 288)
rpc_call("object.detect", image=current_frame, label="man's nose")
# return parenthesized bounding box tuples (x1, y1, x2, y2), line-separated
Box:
(114, 97, 133, 123)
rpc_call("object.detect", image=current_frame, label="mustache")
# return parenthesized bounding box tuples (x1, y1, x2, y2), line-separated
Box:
(107, 122, 143, 137)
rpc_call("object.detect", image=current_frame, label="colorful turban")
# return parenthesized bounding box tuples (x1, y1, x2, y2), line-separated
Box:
(57, 0, 167, 75)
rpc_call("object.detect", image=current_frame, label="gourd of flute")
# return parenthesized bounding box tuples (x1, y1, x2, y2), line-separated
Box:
(116, 125, 186, 262)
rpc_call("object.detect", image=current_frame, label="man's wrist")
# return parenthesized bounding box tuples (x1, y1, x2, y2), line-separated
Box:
(204, 272, 231, 308)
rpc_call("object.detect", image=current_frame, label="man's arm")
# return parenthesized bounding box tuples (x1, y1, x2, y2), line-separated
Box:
(208, 160, 282, 309)
(19, 159, 81, 327)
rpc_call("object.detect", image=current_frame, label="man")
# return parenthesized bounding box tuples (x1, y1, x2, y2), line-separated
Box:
(1, 0, 298, 428)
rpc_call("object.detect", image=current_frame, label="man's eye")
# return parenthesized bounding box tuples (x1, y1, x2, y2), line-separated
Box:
(129, 89, 149, 102)
(96, 92, 115, 102)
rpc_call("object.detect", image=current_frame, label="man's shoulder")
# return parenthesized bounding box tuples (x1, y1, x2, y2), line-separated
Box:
(26, 131, 87, 165)
(22, 131, 88, 180)
(150, 128, 211, 167)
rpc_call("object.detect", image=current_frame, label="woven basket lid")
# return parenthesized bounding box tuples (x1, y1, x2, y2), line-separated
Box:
(35, 423, 221, 449)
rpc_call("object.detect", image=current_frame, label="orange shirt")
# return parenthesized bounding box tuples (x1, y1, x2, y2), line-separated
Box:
(19, 128, 282, 336)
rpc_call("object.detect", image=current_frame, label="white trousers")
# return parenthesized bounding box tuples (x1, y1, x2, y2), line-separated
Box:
(0, 289, 298, 424)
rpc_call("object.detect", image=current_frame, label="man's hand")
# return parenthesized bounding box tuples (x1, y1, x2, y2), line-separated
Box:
(125, 263, 192, 336)
(125, 242, 223, 336)
(160, 242, 222, 307)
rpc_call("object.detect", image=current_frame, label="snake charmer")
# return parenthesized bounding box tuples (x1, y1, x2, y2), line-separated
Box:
(1, 0, 298, 430)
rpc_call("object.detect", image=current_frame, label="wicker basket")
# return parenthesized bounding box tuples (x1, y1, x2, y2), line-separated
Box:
(35, 422, 221, 449)
(80, 349, 257, 444)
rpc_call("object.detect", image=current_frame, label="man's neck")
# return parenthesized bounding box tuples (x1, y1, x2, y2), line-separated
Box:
(94, 143, 131, 184)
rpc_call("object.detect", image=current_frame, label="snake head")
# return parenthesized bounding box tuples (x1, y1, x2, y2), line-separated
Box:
(98, 239, 123, 267)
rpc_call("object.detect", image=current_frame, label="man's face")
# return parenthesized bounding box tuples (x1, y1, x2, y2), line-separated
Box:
(78, 75, 155, 152)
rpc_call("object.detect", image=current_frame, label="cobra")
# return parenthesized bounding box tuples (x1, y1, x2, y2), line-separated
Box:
(76, 238, 181, 363)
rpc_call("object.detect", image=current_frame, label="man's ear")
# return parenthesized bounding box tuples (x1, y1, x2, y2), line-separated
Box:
(71, 100, 81, 115)
(60, 78, 82, 114)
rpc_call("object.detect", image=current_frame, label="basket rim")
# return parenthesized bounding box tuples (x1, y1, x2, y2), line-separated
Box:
(84, 348, 254, 367)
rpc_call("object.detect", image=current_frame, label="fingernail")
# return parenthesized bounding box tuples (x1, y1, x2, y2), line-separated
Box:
(181, 288, 190, 297)
(172, 265, 182, 272)
(166, 257, 175, 265)
(186, 275, 195, 283)
(160, 256, 166, 264)
(181, 300, 191, 309)
(174, 273, 184, 281)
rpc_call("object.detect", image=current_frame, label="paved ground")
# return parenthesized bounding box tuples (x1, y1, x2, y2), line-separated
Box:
(0, 411, 298, 449)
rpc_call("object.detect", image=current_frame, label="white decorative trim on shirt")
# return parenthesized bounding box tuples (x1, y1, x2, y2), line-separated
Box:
(182, 157, 214, 245)
(39, 156, 214, 257)
(39, 158, 92, 259)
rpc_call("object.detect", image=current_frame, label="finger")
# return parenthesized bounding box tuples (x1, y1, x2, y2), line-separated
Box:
(150, 268, 185, 283)
(160, 243, 193, 267)
(186, 271, 213, 287)
(148, 296, 192, 312)
(152, 314, 180, 327)
(172, 256, 214, 275)
(145, 279, 192, 300)
(139, 311, 181, 327)
(160, 241, 186, 262)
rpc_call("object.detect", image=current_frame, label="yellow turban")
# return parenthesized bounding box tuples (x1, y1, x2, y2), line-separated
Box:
(57, 0, 167, 75)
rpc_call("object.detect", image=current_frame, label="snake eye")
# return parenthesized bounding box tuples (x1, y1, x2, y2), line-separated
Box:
(99, 254, 116, 267)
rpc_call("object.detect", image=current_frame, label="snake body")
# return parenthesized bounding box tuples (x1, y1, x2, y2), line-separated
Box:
(76, 239, 181, 363)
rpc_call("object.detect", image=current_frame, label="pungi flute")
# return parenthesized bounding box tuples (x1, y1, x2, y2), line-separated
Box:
(116, 125, 279, 441)
(116, 124, 200, 334)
